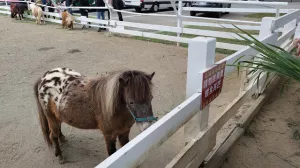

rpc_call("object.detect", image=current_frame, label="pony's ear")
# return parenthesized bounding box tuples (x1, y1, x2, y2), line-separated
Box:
(119, 77, 129, 86)
(148, 72, 155, 81)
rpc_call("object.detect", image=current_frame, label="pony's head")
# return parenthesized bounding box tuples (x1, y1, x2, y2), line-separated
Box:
(119, 70, 156, 131)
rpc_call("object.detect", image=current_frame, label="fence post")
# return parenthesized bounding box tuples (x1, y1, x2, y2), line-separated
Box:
(295, 18, 300, 39)
(259, 17, 274, 38)
(184, 37, 216, 144)
(5, 0, 8, 15)
(177, 0, 183, 47)
(275, 7, 280, 18)
(255, 17, 277, 94)
(282, 10, 297, 42)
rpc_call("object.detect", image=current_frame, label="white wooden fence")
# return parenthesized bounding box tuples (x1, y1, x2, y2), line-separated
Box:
(1, 1, 299, 167)
(0, 0, 292, 52)
(94, 10, 299, 168)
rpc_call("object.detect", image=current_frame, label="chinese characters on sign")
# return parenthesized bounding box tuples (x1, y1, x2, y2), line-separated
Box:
(200, 61, 226, 110)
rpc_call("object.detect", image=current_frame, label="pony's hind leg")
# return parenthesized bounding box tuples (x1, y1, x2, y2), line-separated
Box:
(58, 122, 67, 143)
(104, 134, 117, 156)
(118, 130, 130, 147)
(47, 99, 65, 164)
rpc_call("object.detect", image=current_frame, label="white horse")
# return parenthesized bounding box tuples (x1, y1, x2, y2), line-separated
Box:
(29, 3, 45, 25)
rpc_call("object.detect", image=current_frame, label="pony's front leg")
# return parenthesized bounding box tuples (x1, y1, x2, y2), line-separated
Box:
(104, 134, 117, 156)
(42, 15, 45, 24)
(118, 130, 130, 147)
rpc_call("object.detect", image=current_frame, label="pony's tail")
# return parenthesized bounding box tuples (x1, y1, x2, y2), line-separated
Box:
(34, 79, 52, 146)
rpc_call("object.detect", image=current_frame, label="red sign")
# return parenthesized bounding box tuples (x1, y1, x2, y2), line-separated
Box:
(200, 61, 226, 110)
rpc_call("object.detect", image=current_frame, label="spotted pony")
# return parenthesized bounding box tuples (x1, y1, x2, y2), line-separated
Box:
(38, 68, 83, 108)
(34, 67, 157, 164)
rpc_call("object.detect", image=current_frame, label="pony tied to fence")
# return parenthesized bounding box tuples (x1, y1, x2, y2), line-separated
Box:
(61, 10, 74, 30)
(10, 2, 29, 20)
(29, 3, 45, 25)
(34, 68, 157, 164)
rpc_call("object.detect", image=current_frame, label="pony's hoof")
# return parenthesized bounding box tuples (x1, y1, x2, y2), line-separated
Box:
(59, 136, 67, 143)
(58, 156, 65, 164)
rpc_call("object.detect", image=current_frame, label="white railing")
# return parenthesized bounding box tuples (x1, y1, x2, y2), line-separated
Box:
(0, 0, 289, 51)
(96, 9, 300, 168)
(1, 1, 299, 167)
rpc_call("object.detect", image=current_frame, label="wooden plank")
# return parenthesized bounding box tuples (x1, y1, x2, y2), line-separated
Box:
(182, 7, 289, 14)
(181, 0, 288, 6)
(216, 42, 245, 51)
(203, 127, 245, 168)
(182, 21, 261, 31)
(43, 11, 60, 17)
(75, 16, 108, 25)
(110, 28, 245, 50)
(273, 10, 300, 30)
(183, 28, 258, 40)
(204, 76, 280, 168)
(180, 15, 261, 25)
(166, 125, 216, 168)
(115, 21, 257, 41)
(0, 10, 9, 14)
(116, 21, 181, 33)
(110, 28, 191, 43)
(277, 27, 296, 45)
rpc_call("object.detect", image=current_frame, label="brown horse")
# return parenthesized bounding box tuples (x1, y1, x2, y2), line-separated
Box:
(33, 67, 157, 164)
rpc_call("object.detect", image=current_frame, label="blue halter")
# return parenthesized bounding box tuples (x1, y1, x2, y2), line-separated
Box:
(128, 110, 158, 122)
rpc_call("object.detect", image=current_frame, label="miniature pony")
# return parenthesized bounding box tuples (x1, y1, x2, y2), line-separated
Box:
(61, 10, 74, 30)
(29, 3, 45, 25)
(34, 68, 157, 164)
(10, 3, 29, 20)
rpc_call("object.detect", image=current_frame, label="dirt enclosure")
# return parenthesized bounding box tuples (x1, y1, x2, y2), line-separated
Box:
(0, 15, 242, 168)
(221, 80, 300, 168)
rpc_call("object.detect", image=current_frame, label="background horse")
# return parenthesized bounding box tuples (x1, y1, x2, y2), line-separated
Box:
(10, 2, 29, 20)
(29, 3, 45, 24)
(34, 68, 157, 164)
(61, 10, 74, 29)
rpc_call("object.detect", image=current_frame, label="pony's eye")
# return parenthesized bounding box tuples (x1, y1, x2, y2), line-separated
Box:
(129, 101, 134, 105)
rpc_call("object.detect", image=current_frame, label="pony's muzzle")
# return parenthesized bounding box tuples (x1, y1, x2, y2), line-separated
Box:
(137, 121, 153, 132)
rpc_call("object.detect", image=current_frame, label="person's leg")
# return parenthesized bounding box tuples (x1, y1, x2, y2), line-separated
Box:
(97, 11, 101, 32)
(101, 11, 106, 30)
(96, 11, 100, 20)
(80, 9, 86, 29)
(101, 11, 105, 20)
(66, 0, 72, 14)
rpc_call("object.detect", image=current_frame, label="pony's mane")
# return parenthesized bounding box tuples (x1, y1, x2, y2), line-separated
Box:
(86, 70, 153, 121)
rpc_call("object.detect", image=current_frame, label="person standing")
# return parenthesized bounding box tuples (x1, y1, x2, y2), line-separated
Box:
(112, 0, 123, 21)
(74, 0, 91, 29)
(95, 0, 106, 32)
(60, 0, 73, 14)
(35, 0, 45, 11)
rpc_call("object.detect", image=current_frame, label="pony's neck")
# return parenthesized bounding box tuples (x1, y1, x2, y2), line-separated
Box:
(87, 73, 122, 119)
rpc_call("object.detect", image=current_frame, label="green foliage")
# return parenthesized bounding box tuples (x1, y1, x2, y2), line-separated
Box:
(228, 25, 300, 89)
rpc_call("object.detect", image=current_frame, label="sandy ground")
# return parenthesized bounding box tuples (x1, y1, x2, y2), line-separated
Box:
(221, 79, 300, 168)
(0, 15, 241, 168)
